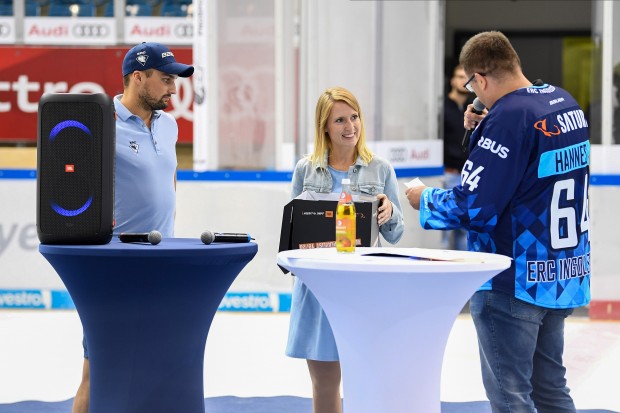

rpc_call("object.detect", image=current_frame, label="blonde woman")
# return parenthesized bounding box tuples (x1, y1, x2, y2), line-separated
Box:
(286, 86, 404, 413)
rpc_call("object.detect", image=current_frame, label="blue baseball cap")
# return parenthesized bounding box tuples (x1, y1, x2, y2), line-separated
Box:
(122, 42, 194, 77)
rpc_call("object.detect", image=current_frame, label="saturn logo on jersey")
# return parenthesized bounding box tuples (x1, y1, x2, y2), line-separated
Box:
(130, 141, 139, 153)
(534, 119, 561, 137)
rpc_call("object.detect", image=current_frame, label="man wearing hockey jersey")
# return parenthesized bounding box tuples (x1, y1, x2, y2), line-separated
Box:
(406, 31, 590, 413)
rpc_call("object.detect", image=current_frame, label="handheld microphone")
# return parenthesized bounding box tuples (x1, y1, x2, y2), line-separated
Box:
(119, 230, 162, 245)
(461, 97, 485, 151)
(200, 230, 253, 245)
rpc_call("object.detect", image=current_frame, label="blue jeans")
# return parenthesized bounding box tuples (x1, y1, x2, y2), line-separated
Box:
(469, 290, 576, 413)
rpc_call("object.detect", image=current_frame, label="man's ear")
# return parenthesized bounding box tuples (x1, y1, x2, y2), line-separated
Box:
(477, 73, 488, 90)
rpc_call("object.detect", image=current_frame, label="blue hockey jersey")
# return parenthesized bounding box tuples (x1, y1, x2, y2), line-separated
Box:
(420, 84, 590, 309)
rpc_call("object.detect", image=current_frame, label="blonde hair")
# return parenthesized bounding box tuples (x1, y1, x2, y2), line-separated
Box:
(308, 86, 373, 168)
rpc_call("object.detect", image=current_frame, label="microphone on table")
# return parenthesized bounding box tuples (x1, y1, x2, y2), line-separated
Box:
(461, 97, 486, 152)
(200, 230, 253, 245)
(119, 230, 162, 245)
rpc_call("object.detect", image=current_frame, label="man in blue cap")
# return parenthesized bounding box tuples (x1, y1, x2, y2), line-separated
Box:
(72, 42, 193, 413)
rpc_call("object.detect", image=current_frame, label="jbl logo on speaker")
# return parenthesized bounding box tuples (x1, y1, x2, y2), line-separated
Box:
(37, 93, 115, 244)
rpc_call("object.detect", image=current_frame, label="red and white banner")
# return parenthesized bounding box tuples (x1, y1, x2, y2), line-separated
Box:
(125, 17, 193, 46)
(0, 46, 194, 143)
(24, 17, 116, 45)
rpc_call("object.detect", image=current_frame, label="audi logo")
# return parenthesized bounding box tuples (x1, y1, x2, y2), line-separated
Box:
(72, 24, 110, 38)
(0, 23, 11, 38)
(174, 23, 193, 38)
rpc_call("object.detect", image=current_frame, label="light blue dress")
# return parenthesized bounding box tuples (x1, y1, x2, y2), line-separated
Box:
(285, 155, 404, 361)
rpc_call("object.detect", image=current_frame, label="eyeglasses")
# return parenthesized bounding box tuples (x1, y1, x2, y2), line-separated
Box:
(463, 72, 486, 93)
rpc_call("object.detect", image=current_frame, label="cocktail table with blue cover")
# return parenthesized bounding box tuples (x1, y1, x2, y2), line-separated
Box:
(40, 237, 258, 413)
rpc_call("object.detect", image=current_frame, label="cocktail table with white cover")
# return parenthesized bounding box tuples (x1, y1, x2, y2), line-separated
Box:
(277, 247, 511, 413)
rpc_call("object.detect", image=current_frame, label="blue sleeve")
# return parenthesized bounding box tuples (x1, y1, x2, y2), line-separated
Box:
(420, 114, 531, 233)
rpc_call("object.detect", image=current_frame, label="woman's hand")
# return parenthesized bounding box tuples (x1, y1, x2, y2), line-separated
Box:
(376, 194, 393, 226)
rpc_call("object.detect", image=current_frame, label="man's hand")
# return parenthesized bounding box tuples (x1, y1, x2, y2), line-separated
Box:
(464, 102, 487, 130)
(405, 185, 427, 211)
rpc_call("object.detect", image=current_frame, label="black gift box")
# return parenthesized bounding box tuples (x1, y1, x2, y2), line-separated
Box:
(278, 191, 379, 273)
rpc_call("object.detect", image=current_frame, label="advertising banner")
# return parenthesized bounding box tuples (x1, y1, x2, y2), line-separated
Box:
(0, 17, 15, 45)
(369, 139, 443, 169)
(24, 17, 116, 45)
(0, 46, 194, 143)
(125, 17, 193, 45)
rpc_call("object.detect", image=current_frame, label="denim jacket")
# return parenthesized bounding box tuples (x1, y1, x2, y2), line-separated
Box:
(291, 153, 404, 244)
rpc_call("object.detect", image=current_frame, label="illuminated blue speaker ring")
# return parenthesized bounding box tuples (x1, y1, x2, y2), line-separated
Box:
(51, 196, 93, 217)
(48, 164, 94, 218)
(47, 120, 93, 218)
(49, 120, 92, 141)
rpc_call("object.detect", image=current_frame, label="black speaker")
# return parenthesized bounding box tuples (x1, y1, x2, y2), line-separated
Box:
(37, 93, 115, 244)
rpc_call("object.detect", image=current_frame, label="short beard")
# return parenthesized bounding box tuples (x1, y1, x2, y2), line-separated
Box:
(140, 92, 169, 111)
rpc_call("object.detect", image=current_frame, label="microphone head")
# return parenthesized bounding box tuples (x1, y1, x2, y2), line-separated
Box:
(200, 230, 214, 245)
(147, 230, 162, 245)
(472, 97, 485, 113)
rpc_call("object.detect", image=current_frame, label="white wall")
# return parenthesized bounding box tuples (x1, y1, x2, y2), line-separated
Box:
(590, 185, 620, 301)
(1, 170, 616, 303)
(298, 0, 442, 155)
(0, 176, 441, 292)
(589, 145, 620, 301)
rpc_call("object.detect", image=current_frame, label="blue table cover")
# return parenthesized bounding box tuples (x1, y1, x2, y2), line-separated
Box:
(40, 238, 258, 413)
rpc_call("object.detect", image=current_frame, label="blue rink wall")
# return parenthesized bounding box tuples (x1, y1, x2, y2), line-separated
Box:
(0, 289, 294, 312)
(0, 166, 619, 313)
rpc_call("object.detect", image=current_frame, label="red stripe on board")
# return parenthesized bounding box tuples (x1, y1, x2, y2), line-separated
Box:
(589, 300, 620, 320)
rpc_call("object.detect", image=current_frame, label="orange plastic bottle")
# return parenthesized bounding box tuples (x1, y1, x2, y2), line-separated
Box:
(336, 178, 356, 253)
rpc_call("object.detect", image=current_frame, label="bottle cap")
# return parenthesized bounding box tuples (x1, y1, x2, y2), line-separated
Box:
(341, 178, 351, 184)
